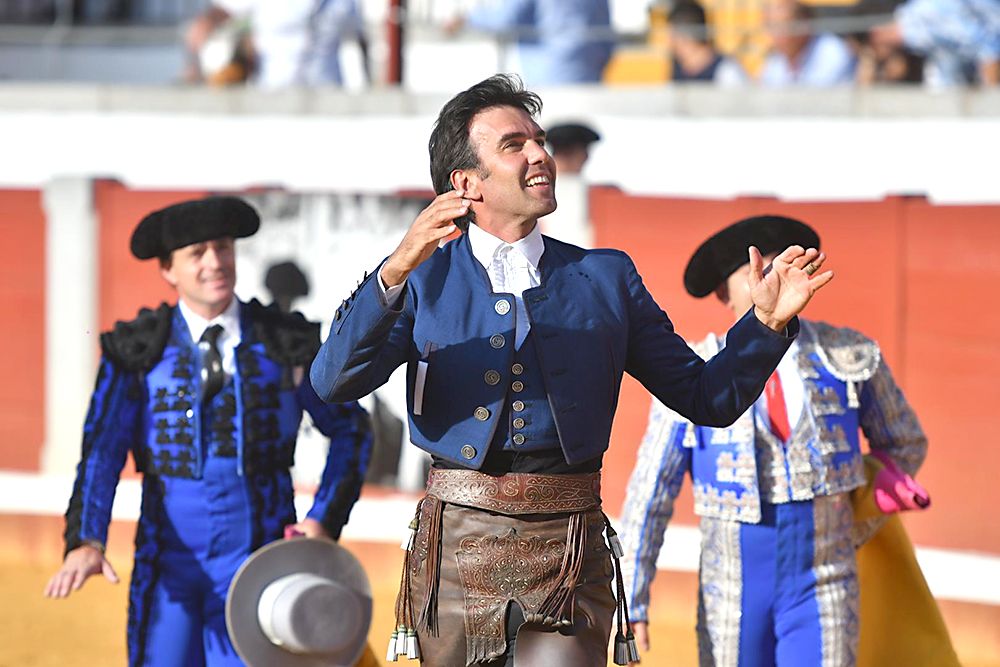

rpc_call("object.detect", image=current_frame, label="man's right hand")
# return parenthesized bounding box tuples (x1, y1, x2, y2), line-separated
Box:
(380, 190, 469, 288)
(44, 544, 119, 598)
(633, 621, 650, 658)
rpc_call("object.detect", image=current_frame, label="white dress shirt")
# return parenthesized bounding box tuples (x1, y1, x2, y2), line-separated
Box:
(178, 297, 242, 379)
(467, 222, 544, 349)
(754, 338, 805, 434)
(379, 224, 546, 349)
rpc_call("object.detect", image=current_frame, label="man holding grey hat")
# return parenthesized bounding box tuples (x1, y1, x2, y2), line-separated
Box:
(44, 196, 373, 666)
(619, 215, 930, 667)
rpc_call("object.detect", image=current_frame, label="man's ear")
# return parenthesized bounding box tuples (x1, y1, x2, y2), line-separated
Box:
(160, 263, 178, 288)
(714, 282, 729, 306)
(450, 169, 482, 201)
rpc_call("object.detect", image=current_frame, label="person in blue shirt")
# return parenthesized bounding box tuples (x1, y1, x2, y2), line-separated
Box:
(446, 0, 614, 85)
(44, 196, 372, 667)
(870, 0, 1000, 86)
(310, 74, 834, 667)
(759, 0, 856, 86)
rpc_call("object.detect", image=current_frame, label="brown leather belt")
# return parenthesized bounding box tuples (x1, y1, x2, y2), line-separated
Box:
(425, 469, 602, 516)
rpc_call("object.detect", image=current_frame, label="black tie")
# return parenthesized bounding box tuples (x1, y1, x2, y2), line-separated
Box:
(199, 324, 225, 404)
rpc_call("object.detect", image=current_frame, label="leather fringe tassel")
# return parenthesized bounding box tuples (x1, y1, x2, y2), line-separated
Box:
(606, 515, 639, 665)
(535, 511, 588, 626)
(388, 501, 424, 661)
(416, 496, 444, 636)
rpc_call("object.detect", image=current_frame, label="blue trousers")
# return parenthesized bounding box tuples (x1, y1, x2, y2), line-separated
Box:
(697, 495, 859, 667)
(131, 457, 252, 667)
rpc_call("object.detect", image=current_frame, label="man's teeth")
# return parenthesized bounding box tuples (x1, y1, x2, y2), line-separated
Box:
(526, 175, 549, 187)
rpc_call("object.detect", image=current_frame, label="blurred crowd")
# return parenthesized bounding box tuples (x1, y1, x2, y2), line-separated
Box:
(1, 0, 997, 88)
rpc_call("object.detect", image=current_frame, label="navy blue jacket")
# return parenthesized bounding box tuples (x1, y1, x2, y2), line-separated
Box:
(311, 233, 795, 468)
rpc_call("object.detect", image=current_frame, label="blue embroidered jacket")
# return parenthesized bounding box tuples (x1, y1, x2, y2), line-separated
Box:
(311, 232, 797, 468)
(619, 320, 928, 621)
(63, 300, 372, 554)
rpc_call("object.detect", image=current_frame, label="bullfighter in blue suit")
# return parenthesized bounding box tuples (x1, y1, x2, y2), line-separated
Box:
(619, 215, 928, 667)
(45, 197, 373, 667)
(310, 75, 833, 667)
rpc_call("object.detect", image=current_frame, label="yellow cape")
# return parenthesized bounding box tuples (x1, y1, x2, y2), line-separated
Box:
(852, 456, 960, 667)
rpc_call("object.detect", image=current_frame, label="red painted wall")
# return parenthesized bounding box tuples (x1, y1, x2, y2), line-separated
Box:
(94, 181, 204, 330)
(591, 188, 1000, 553)
(0, 190, 46, 470)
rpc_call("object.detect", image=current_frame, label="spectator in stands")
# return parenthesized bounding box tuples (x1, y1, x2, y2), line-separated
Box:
(546, 122, 601, 176)
(759, 0, 856, 86)
(186, 0, 368, 89)
(870, 0, 1000, 87)
(847, 31, 925, 85)
(444, 0, 614, 86)
(668, 0, 747, 85)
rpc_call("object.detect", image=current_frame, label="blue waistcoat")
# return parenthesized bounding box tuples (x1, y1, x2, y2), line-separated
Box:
(311, 231, 795, 469)
(489, 331, 561, 454)
(65, 300, 373, 554)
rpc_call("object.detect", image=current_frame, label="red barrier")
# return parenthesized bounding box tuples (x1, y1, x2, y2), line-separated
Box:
(591, 187, 1000, 553)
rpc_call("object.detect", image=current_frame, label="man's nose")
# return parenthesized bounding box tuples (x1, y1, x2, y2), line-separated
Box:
(203, 247, 222, 268)
(525, 139, 550, 164)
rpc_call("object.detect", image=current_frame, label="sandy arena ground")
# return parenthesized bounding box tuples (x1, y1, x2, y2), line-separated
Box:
(3, 514, 998, 667)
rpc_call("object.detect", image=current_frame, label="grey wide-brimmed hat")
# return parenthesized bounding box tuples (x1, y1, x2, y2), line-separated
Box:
(226, 538, 373, 667)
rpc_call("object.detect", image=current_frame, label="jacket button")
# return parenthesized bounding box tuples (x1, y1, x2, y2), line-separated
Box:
(489, 334, 506, 349)
(484, 370, 501, 386)
(495, 299, 511, 315)
(511, 363, 524, 375)
(513, 418, 525, 429)
(512, 434, 526, 445)
(461, 444, 477, 459)
(512, 400, 525, 412)
(474, 406, 490, 421)
(186, 409, 194, 418)
(511, 381, 524, 392)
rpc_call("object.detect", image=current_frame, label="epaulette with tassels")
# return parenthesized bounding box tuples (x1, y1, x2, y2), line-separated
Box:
(99, 303, 173, 372)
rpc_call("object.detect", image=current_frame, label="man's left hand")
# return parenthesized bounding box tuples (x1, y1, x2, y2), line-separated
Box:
(283, 518, 329, 539)
(749, 244, 833, 332)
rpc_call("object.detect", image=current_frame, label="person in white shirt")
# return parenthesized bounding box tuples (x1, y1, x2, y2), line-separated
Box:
(186, 0, 367, 89)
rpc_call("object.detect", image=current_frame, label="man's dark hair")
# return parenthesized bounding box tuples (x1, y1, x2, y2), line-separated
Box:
(428, 74, 542, 230)
(669, 1, 709, 43)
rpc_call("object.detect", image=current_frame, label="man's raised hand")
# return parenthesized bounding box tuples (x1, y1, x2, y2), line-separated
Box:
(749, 244, 834, 332)
(380, 190, 469, 288)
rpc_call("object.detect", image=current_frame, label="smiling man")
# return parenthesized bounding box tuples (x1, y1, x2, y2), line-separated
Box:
(45, 196, 372, 667)
(310, 74, 833, 667)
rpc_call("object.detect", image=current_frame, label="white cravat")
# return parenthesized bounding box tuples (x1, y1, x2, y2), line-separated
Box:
(178, 297, 242, 379)
(378, 224, 545, 349)
(468, 223, 544, 349)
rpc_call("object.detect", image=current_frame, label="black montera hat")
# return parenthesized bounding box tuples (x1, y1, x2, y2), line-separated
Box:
(546, 123, 601, 150)
(265, 261, 310, 299)
(683, 215, 820, 298)
(130, 196, 260, 260)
